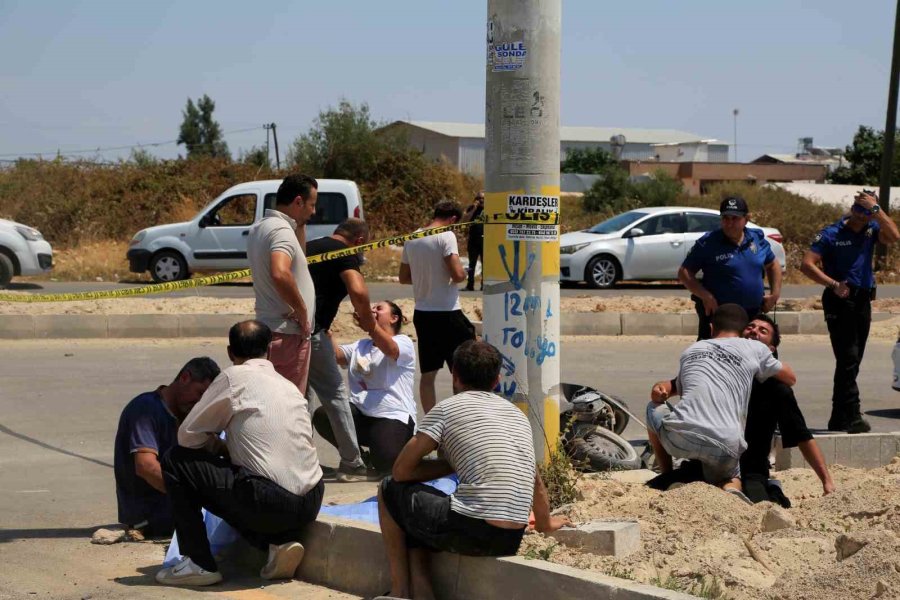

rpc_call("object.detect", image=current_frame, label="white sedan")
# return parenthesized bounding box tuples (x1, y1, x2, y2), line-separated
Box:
(559, 207, 786, 289)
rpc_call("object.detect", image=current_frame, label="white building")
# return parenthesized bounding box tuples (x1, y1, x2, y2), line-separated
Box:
(378, 120, 730, 176)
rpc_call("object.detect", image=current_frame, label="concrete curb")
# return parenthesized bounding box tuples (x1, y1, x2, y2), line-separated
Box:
(0, 312, 894, 339)
(297, 515, 694, 600)
(775, 431, 900, 470)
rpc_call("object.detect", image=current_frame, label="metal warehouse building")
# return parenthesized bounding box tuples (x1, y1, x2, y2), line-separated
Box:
(378, 120, 729, 176)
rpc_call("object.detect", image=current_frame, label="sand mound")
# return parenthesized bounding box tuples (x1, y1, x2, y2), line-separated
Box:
(521, 458, 900, 599)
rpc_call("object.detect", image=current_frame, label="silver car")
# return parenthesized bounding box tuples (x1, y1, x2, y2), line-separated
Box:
(559, 207, 786, 288)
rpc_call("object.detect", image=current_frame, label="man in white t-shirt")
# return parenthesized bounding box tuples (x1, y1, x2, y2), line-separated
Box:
(374, 341, 569, 600)
(247, 174, 317, 394)
(647, 304, 796, 493)
(399, 200, 475, 412)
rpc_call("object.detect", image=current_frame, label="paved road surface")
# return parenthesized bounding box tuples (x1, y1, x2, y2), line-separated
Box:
(10, 280, 900, 300)
(1, 336, 898, 597)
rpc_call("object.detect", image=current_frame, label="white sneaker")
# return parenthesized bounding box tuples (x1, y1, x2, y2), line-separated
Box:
(155, 556, 222, 586)
(260, 541, 305, 580)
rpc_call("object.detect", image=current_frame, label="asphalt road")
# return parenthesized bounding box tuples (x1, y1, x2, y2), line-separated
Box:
(1, 336, 898, 597)
(10, 279, 900, 300)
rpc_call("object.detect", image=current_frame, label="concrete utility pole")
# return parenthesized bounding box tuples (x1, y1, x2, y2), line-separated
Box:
(483, 0, 561, 462)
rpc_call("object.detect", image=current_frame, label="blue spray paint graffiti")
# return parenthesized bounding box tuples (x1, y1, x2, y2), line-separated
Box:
(498, 241, 535, 291)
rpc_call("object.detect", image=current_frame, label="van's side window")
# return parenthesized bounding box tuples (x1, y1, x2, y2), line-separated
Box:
(208, 194, 257, 226)
(264, 192, 348, 225)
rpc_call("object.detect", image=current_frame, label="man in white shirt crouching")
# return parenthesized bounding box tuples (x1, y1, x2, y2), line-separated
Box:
(156, 320, 323, 587)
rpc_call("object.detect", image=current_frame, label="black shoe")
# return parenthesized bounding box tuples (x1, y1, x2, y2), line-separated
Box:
(846, 415, 872, 434)
(463, 285, 474, 292)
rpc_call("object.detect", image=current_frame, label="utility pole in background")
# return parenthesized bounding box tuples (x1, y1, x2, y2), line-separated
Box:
(483, 0, 561, 462)
(877, 0, 900, 269)
(264, 123, 281, 169)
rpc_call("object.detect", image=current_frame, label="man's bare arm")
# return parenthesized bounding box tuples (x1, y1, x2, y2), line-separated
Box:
(798, 440, 835, 495)
(444, 254, 467, 284)
(392, 433, 454, 483)
(772, 363, 797, 387)
(678, 266, 717, 315)
(271, 251, 309, 334)
(531, 472, 571, 533)
(398, 262, 412, 285)
(134, 451, 166, 493)
(341, 269, 376, 333)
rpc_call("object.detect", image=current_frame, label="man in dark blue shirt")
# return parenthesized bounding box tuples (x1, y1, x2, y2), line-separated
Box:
(678, 197, 782, 339)
(113, 357, 220, 535)
(800, 190, 900, 433)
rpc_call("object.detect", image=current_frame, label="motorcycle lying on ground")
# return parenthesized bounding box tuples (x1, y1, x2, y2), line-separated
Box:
(559, 383, 643, 471)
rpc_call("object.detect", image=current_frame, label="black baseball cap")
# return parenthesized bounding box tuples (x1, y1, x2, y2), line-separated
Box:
(720, 196, 749, 216)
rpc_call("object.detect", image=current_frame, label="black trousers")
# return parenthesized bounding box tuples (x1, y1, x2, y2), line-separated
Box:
(161, 446, 324, 572)
(741, 379, 813, 481)
(313, 404, 414, 473)
(692, 295, 759, 340)
(822, 288, 872, 426)
(466, 237, 483, 290)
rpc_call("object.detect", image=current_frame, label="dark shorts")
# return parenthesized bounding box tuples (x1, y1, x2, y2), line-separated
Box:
(412, 310, 476, 373)
(380, 478, 524, 556)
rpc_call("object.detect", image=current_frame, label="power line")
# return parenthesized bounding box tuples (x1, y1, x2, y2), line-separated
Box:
(0, 126, 264, 158)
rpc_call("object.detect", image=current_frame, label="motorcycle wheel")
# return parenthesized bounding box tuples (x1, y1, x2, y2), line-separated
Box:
(568, 428, 642, 471)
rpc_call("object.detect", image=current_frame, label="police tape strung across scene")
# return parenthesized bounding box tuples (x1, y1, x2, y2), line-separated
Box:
(0, 215, 544, 303)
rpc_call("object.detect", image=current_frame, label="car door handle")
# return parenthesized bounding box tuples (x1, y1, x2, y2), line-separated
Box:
(670, 241, 682, 247)
(242, 231, 249, 236)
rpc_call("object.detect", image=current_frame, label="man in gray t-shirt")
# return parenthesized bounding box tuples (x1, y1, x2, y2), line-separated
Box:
(247, 174, 317, 394)
(646, 304, 796, 491)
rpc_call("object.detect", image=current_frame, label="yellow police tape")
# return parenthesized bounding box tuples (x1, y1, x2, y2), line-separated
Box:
(0, 213, 559, 303)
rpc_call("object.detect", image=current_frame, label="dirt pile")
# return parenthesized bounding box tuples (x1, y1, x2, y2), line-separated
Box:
(520, 458, 900, 599)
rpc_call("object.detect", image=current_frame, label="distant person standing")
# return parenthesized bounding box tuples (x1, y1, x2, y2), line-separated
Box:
(307, 218, 376, 482)
(247, 174, 318, 393)
(800, 190, 900, 433)
(463, 191, 485, 291)
(399, 200, 474, 413)
(678, 196, 782, 340)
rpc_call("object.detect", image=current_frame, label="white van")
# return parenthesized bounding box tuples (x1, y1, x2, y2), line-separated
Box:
(127, 179, 364, 282)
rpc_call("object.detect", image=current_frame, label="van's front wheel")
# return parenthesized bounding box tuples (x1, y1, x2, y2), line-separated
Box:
(150, 251, 189, 283)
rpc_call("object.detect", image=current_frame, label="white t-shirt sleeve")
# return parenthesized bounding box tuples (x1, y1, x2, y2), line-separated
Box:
(401, 243, 410, 265)
(268, 224, 296, 259)
(441, 232, 458, 257)
(339, 341, 360, 368)
(395, 335, 416, 368)
(754, 344, 783, 382)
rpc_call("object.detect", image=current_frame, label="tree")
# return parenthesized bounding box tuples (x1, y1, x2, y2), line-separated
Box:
(583, 167, 682, 213)
(828, 125, 900, 185)
(561, 147, 616, 174)
(239, 146, 270, 168)
(288, 99, 390, 180)
(177, 94, 230, 159)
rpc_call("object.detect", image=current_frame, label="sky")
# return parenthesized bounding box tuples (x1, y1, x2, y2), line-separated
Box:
(0, 0, 895, 163)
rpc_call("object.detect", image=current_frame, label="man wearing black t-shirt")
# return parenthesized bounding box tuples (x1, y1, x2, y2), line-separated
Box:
(308, 218, 379, 482)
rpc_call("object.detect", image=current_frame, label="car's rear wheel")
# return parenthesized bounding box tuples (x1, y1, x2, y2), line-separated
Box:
(0, 253, 13, 289)
(150, 250, 189, 283)
(585, 254, 620, 289)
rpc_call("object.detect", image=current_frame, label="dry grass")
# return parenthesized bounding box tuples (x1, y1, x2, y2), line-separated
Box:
(31, 240, 141, 282)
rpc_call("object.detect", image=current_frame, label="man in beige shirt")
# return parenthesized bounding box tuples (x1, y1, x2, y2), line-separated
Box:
(247, 174, 318, 393)
(156, 320, 323, 587)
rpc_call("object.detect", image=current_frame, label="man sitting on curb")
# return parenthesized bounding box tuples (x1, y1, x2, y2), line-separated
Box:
(114, 357, 220, 538)
(375, 340, 569, 600)
(156, 320, 323, 587)
(741, 315, 835, 503)
(647, 304, 796, 496)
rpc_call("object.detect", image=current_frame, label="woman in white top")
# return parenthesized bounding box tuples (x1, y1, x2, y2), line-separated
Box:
(312, 301, 417, 474)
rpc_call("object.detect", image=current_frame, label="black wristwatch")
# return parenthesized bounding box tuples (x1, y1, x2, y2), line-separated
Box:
(870, 204, 881, 214)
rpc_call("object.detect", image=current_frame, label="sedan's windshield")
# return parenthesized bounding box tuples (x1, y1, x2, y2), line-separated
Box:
(587, 211, 648, 234)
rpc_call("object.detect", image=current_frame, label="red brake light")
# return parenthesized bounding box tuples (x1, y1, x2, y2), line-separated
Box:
(354, 205, 360, 218)
(767, 233, 783, 244)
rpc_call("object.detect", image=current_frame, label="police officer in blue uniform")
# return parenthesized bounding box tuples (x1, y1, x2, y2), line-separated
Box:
(678, 197, 782, 340)
(800, 190, 900, 433)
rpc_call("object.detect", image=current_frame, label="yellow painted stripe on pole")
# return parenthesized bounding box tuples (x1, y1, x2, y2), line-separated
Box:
(0, 219, 485, 303)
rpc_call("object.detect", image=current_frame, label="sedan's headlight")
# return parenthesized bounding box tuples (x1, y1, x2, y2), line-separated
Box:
(15, 225, 43, 241)
(560, 242, 589, 255)
(130, 231, 147, 246)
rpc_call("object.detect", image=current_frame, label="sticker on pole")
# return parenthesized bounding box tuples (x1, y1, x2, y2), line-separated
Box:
(507, 194, 559, 214)
(506, 224, 558, 242)
(490, 41, 527, 72)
